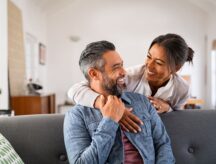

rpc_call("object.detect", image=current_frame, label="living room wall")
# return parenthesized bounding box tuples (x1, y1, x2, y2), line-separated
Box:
(0, 0, 8, 109)
(45, 0, 208, 107)
(11, 0, 48, 92)
(2, 0, 215, 109)
(206, 11, 216, 108)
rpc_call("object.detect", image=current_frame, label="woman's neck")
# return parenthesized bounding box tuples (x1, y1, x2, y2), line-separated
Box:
(149, 79, 170, 96)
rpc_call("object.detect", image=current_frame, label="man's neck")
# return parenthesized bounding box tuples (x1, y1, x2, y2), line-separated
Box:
(90, 82, 108, 98)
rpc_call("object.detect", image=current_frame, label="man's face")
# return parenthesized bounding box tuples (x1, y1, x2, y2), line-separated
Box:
(100, 51, 126, 97)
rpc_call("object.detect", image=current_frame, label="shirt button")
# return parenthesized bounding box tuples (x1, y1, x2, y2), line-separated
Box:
(188, 147, 194, 153)
(59, 154, 67, 161)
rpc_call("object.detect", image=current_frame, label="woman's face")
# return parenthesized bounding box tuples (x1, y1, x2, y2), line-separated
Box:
(144, 43, 172, 87)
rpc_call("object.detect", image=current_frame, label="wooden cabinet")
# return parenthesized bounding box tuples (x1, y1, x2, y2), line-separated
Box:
(10, 94, 55, 115)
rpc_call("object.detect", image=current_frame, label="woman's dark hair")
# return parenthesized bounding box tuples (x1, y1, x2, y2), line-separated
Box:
(149, 33, 194, 72)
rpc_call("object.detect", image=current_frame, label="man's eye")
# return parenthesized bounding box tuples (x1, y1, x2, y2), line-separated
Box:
(113, 66, 120, 70)
(147, 55, 151, 59)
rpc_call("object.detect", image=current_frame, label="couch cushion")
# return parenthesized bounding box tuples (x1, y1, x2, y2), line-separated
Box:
(0, 133, 24, 164)
(160, 110, 216, 164)
(0, 114, 68, 164)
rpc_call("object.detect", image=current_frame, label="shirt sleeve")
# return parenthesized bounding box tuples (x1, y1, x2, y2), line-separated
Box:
(64, 110, 119, 164)
(146, 99, 175, 163)
(67, 81, 99, 108)
(67, 64, 145, 107)
(125, 64, 145, 92)
(171, 77, 190, 111)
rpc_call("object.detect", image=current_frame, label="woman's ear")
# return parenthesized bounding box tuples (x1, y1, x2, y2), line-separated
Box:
(88, 68, 100, 80)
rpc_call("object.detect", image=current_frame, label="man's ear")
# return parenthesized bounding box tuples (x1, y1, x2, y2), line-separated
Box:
(88, 68, 100, 80)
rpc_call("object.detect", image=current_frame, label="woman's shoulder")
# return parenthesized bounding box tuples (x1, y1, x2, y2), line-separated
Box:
(172, 74, 190, 91)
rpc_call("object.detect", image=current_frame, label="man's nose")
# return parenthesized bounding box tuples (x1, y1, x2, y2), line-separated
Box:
(120, 67, 126, 76)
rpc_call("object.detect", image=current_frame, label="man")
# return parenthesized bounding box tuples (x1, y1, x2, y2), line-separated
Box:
(64, 40, 175, 164)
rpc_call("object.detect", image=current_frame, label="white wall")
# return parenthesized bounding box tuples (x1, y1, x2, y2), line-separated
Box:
(207, 11, 216, 109)
(11, 0, 48, 91)
(46, 0, 208, 106)
(0, 0, 8, 109)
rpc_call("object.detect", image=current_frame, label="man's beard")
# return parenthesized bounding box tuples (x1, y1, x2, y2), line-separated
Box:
(101, 74, 124, 98)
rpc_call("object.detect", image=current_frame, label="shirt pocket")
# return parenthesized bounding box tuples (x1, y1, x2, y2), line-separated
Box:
(132, 103, 152, 137)
(140, 117, 152, 137)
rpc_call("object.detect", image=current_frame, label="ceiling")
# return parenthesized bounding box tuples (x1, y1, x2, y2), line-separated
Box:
(187, 0, 216, 13)
(31, 0, 64, 9)
(31, 0, 216, 14)
(30, 0, 72, 13)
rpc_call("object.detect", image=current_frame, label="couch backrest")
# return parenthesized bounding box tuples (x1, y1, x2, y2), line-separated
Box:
(0, 114, 68, 164)
(0, 110, 216, 164)
(160, 110, 216, 164)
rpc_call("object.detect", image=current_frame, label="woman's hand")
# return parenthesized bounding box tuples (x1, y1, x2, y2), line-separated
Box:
(95, 95, 143, 133)
(119, 108, 143, 133)
(148, 96, 170, 113)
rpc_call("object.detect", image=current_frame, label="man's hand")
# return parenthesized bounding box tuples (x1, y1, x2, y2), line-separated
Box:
(148, 96, 170, 113)
(99, 95, 125, 123)
(119, 108, 143, 133)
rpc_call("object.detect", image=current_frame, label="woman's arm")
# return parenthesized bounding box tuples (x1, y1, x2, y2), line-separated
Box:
(67, 65, 145, 132)
(125, 64, 145, 92)
(172, 88, 190, 111)
(68, 64, 145, 107)
(171, 75, 191, 111)
(67, 81, 99, 108)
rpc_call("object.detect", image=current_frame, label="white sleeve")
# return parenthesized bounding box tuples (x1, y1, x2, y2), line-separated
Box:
(125, 64, 145, 92)
(173, 87, 190, 111)
(171, 77, 190, 111)
(67, 81, 99, 108)
(67, 64, 145, 107)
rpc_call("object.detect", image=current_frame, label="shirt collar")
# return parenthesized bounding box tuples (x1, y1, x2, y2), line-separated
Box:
(121, 92, 132, 105)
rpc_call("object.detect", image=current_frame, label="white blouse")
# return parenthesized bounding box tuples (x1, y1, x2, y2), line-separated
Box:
(68, 64, 190, 111)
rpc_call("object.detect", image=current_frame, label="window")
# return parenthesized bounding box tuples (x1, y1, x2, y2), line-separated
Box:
(211, 50, 216, 108)
(25, 33, 38, 82)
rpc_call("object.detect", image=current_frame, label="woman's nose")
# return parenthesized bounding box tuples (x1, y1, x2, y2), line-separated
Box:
(147, 60, 154, 69)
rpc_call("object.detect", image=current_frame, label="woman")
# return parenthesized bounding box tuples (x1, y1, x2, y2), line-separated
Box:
(68, 33, 194, 131)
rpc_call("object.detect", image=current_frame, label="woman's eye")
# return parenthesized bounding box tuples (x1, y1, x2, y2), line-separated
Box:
(156, 61, 163, 65)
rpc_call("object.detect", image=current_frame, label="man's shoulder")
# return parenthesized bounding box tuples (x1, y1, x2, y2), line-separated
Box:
(123, 91, 147, 98)
(122, 92, 155, 116)
(122, 92, 149, 103)
(70, 104, 87, 111)
(66, 105, 93, 116)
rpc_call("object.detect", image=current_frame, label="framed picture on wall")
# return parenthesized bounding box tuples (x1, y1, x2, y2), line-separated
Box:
(39, 43, 46, 65)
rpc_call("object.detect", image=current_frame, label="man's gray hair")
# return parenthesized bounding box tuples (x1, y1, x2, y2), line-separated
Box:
(79, 40, 115, 81)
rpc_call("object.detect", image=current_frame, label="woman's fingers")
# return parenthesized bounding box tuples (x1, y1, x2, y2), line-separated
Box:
(119, 108, 143, 133)
(120, 118, 138, 133)
(148, 97, 170, 113)
(119, 122, 129, 132)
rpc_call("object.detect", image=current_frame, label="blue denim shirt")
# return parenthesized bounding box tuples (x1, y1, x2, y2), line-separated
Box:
(64, 92, 175, 164)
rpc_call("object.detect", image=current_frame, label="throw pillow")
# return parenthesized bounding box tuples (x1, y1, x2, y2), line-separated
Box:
(0, 133, 24, 164)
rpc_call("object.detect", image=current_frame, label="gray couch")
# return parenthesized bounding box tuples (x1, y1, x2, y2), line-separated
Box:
(0, 110, 216, 164)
